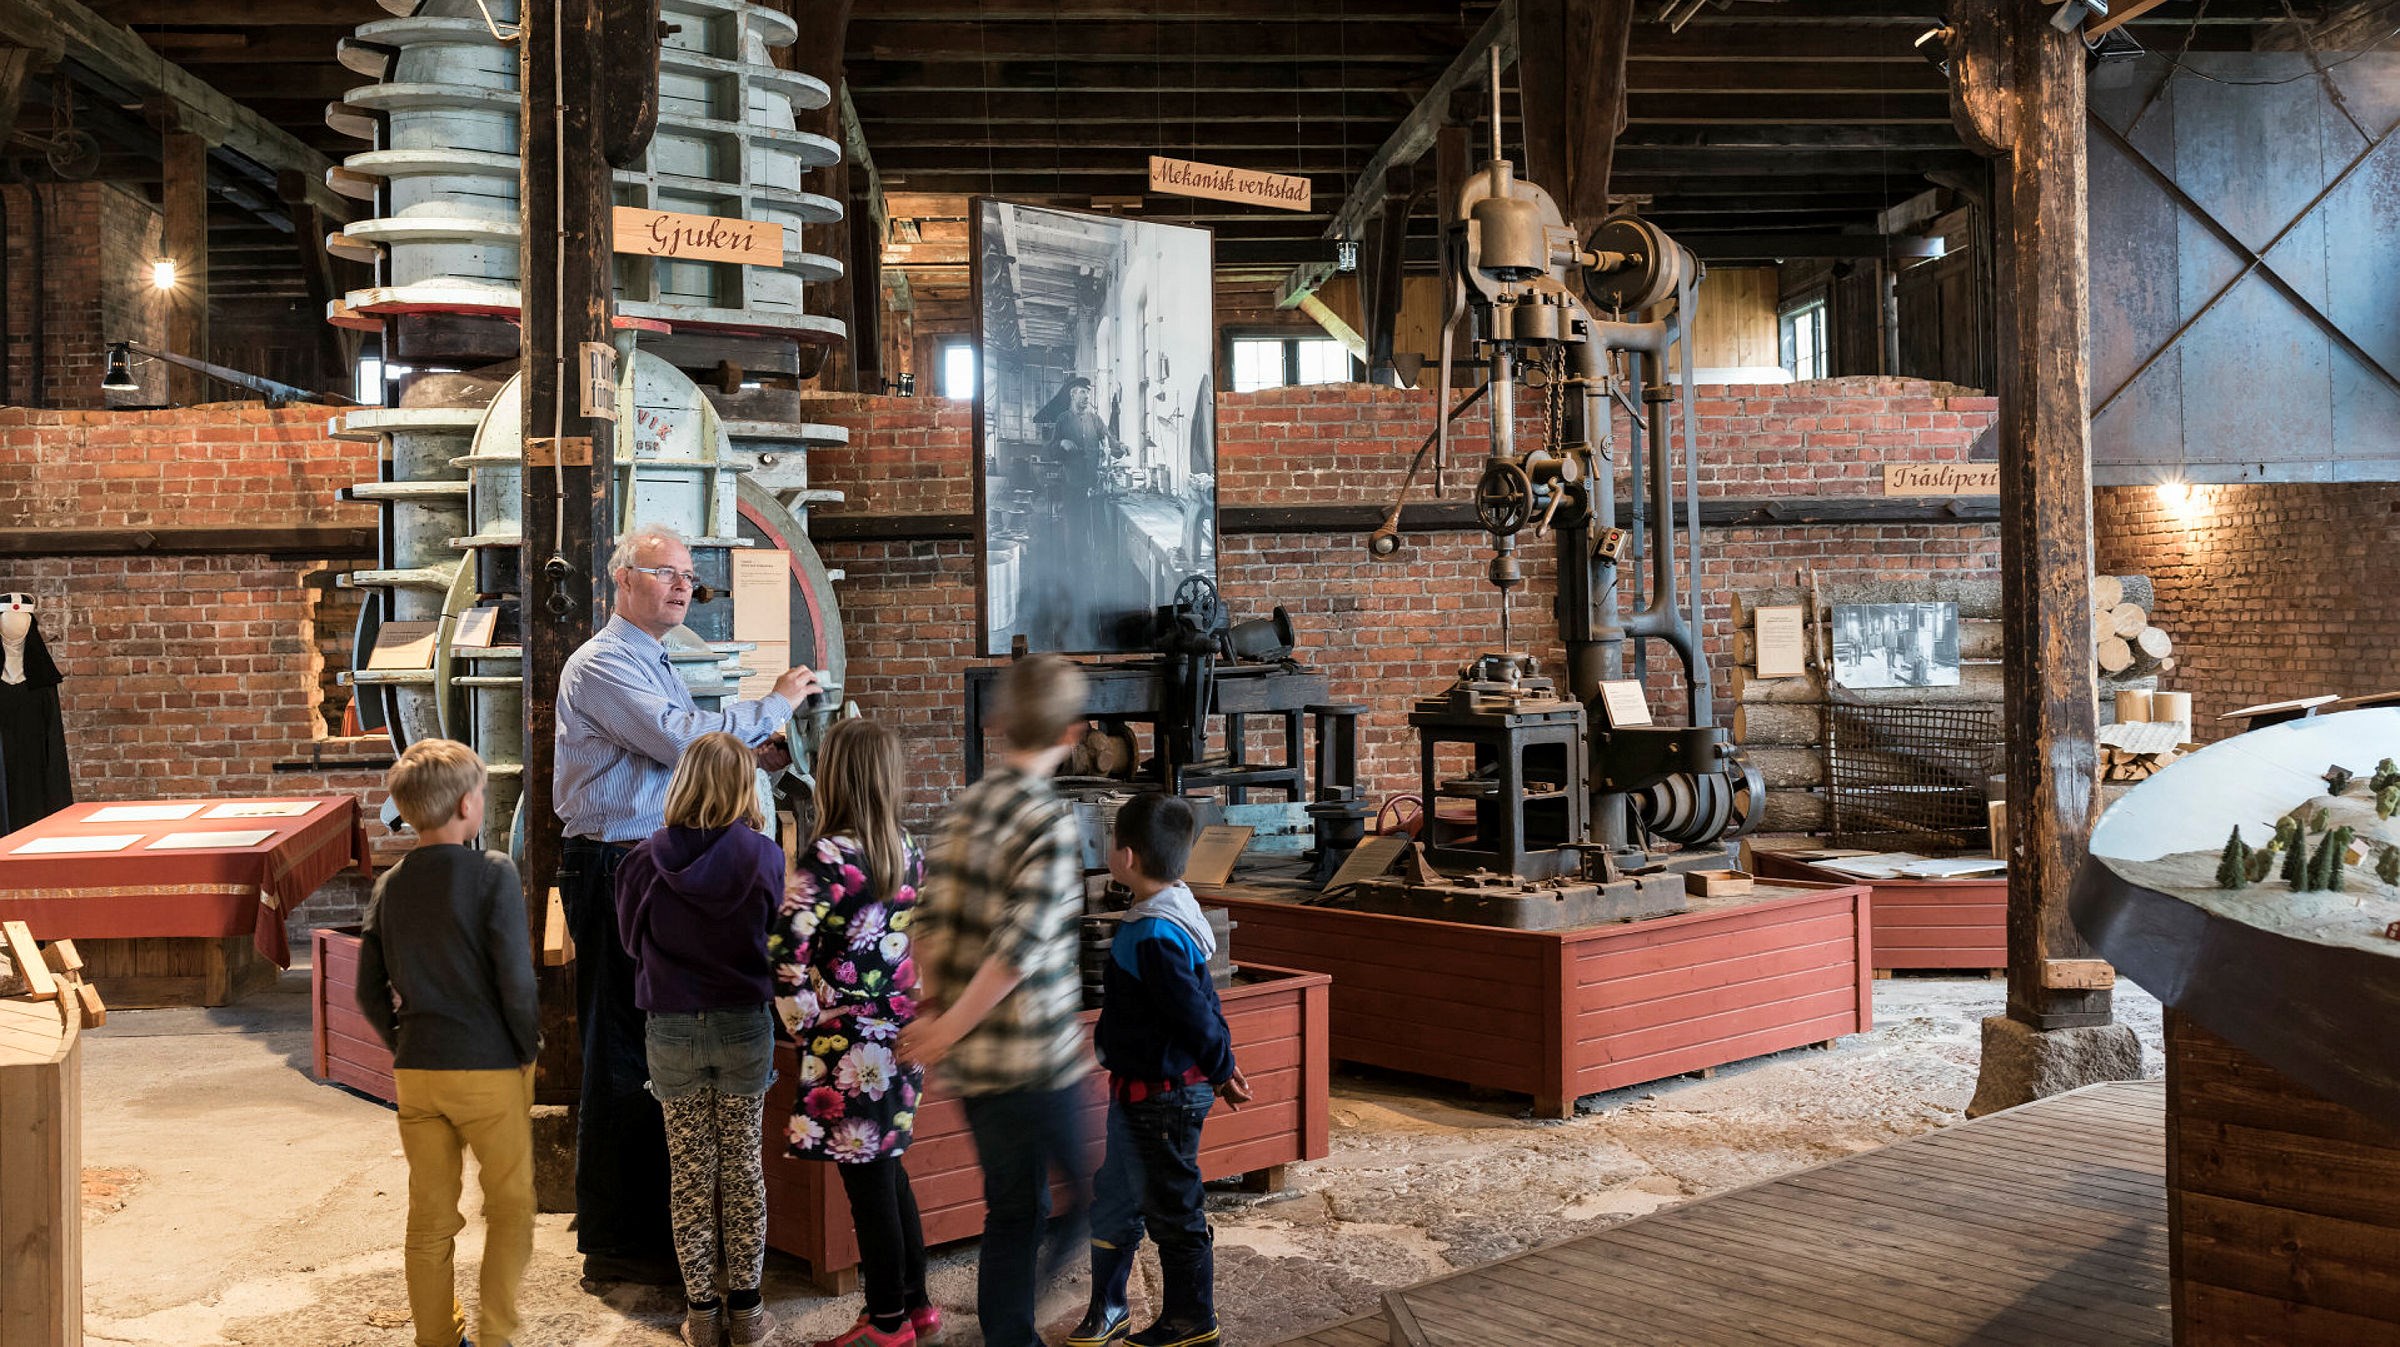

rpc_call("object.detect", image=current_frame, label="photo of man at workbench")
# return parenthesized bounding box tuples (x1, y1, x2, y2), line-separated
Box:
(973, 200, 1217, 656)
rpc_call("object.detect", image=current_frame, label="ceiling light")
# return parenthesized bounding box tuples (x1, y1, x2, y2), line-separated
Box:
(151, 257, 177, 291)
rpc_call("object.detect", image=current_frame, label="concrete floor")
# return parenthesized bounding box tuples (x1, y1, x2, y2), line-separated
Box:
(77, 970, 2164, 1346)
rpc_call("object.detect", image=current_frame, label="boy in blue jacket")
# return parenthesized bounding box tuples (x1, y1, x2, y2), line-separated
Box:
(1067, 794, 1251, 1347)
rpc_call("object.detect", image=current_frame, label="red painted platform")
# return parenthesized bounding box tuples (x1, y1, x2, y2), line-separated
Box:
(1210, 881, 1872, 1118)
(1750, 849, 2007, 971)
(761, 963, 1332, 1290)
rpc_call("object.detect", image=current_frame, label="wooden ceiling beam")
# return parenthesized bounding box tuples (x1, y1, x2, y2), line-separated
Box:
(130, 28, 356, 66)
(857, 0, 1475, 18)
(850, 89, 1416, 124)
(842, 58, 1437, 93)
(848, 19, 1470, 63)
(0, 0, 354, 220)
(178, 65, 367, 98)
(88, 0, 385, 23)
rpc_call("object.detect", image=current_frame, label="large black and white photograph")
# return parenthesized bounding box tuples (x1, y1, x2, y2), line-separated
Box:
(974, 201, 1217, 655)
(1830, 602, 1962, 690)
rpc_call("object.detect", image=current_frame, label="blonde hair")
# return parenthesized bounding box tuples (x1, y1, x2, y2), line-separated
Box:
(388, 738, 486, 833)
(997, 653, 1087, 752)
(663, 732, 765, 831)
(808, 719, 908, 903)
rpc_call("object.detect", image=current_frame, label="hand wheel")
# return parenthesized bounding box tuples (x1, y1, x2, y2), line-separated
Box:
(1474, 460, 1535, 537)
(1173, 573, 1222, 628)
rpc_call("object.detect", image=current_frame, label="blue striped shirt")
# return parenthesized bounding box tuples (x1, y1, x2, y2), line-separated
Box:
(553, 614, 791, 842)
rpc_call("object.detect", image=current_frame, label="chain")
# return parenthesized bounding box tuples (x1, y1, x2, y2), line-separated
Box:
(1541, 344, 1567, 458)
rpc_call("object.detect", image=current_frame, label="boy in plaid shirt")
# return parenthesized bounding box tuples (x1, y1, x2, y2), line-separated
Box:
(900, 653, 1091, 1347)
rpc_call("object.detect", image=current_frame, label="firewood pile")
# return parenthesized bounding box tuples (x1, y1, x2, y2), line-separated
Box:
(2093, 574, 2174, 679)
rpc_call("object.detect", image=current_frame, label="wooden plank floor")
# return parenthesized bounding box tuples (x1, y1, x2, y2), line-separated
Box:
(1280, 1080, 2167, 1347)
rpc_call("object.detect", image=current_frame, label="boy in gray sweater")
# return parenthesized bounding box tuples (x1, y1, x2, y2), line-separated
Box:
(356, 739, 539, 1347)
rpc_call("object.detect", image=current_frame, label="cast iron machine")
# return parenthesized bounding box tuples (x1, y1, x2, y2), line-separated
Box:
(1361, 70, 1761, 924)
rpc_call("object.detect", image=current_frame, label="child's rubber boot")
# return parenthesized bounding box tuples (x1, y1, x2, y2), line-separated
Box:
(1126, 1318, 1219, 1347)
(1065, 1304, 1132, 1347)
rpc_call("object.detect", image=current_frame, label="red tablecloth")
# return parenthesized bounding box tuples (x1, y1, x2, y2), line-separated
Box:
(0, 797, 372, 968)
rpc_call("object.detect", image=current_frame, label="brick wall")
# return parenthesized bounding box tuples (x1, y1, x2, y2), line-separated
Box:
(2096, 482, 2400, 736)
(0, 403, 389, 934)
(1, 183, 167, 408)
(801, 378, 2003, 824)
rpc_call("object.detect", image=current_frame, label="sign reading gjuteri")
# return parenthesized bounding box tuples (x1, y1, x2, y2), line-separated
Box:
(612, 206, 787, 267)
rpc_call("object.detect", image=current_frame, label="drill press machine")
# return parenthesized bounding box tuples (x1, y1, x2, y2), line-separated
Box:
(1344, 85, 1763, 929)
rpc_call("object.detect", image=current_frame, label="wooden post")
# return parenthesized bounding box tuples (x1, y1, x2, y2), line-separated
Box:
(520, 0, 617, 1113)
(1516, 0, 1635, 229)
(790, 0, 854, 389)
(158, 116, 210, 404)
(1950, 0, 2133, 1115)
(277, 167, 358, 392)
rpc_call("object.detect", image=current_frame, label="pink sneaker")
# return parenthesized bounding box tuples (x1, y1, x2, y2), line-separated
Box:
(909, 1306, 942, 1342)
(811, 1315, 915, 1347)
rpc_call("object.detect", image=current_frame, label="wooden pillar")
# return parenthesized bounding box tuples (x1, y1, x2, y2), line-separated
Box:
(848, 181, 881, 393)
(789, 0, 854, 389)
(1358, 165, 1411, 386)
(278, 168, 357, 392)
(519, 0, 617, 1112)
(1950, 2, 2127, 1115)
(160, 121, 209, 405)
(1516, 0, 1635, 228)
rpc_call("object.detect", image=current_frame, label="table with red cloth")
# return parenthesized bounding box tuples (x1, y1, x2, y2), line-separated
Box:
(0, 797, 372, 1003)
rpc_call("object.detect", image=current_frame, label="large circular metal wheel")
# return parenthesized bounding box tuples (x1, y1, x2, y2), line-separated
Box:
(1582, 214, 1687, 314)
(1174, 573, 1223, 628)
(1376, 794, 1427, 838)
(1475, 460, 1536, 537)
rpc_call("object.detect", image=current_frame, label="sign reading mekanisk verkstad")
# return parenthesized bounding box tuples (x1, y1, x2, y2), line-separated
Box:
(1147, 156, 1312, 211)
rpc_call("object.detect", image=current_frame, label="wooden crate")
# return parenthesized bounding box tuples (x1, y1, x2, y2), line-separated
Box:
(312, 927, 396, 1104)
(1751, 849, 2006, 971)
(2167, 1012, 2400, 1342)
(1212, 882, 1871, 1119)
(763, 963, 1332, 1291)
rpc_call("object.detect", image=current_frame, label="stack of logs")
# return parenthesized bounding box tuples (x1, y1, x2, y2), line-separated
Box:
(1729, 578, 2005, 836)
(2094, 575, 2174, 681)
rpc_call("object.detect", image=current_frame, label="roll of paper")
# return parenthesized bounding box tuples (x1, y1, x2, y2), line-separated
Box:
(2115, 689, 2154, 724)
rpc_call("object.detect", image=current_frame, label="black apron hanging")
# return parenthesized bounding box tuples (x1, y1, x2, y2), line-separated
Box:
(0, 611, 72, 833)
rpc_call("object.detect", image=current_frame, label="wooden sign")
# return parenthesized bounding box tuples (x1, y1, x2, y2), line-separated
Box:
(1147, 156, 1312, 211)
(1184, 825, 1253, 889)
(1883, 462, 2001, 496)
(612, 206, 786, 267)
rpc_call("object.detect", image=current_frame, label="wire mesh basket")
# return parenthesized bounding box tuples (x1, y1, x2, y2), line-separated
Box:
(1825, 702, 2006, 851)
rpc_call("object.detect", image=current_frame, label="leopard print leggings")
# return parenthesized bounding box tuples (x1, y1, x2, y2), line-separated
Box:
(658, 1089, 768, 1303)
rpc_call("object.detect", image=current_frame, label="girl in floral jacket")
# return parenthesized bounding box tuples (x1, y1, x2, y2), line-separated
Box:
(770, 718, 939, 1346)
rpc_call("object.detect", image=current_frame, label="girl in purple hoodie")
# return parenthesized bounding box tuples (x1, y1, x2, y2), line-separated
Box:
(616, 731, 786, 1347)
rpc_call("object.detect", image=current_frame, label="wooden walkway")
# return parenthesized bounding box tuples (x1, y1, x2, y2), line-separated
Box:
(1281, 1080, 2167, 1347)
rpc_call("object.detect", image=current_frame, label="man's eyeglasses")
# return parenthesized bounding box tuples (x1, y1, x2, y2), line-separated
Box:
(628, 565, 699, 588)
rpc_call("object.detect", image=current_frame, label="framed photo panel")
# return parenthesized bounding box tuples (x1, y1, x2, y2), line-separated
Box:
(972, 200, 1218, 655)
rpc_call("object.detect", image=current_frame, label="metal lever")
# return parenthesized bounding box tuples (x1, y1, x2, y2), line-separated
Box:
(1531, 485, 1568, 538)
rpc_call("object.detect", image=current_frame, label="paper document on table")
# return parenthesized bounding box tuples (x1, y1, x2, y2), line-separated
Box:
(1812, 852, 1927, 880)
(11, 833, 143, 855)
(731, 549, 791, 644)
(201, 801, 317, 819)
(148, 830, 276, 850)
(88, 802, 206, 822)
(1184, 825, 1253, 889)
(1893, 857, 2008, 879)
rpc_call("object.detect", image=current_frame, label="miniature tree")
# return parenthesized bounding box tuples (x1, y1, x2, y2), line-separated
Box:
(2283, 829, 2313, 887)
(2327, 765, 2357, 796)
(2274, 816, 2302, 852)
(2379, 784, 2400, 821)
(2216, 828, 2251, 889)
(2307, 826, 2356, 892)
(2247, 840, 2281, 884)
(2316, 807, 2333, 832)
(2375, 758, 2400, 795)
(2380, 844, 2400, 888)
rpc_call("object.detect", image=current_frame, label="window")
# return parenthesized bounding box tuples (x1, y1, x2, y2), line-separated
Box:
(1230, 334, 1356, 392)
(938, 341, 976, 400)
(1780, 298, 1828, 382)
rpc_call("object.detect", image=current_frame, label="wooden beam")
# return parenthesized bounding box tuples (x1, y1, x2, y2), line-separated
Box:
(277, 166, 357, 388)
(0, 526, 376, 556)
(1519, 0, 1634, 231)
(1295, 292, 1367, 362)
(1948, 0, 2109, 1038)
(91, 0, 386, 21)
(1276, 0, 1516, 307)
(843, 57, 1435, 93)
(2085, 0, 2175, 38)
(161, 117, 209, 403)
(1675, 231, 1933, 260)
(852, 90, 1413, 125)
(846, 20, 1468, 63)
(790, 0, 855, 387)
(0, 0, 353, 220)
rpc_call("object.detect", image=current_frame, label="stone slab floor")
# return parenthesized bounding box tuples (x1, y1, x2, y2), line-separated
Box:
(77, 971, 2164, 1346)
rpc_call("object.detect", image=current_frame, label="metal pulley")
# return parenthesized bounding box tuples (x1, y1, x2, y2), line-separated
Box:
(1631, 754, 1765, 846)
(1582, 214, 1689, 314)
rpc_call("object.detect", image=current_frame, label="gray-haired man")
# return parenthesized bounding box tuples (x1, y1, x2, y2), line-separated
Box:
(553, 521, 819, 1284)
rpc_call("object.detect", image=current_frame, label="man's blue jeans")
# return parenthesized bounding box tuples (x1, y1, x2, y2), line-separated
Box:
(961, 1085, 1090, 1347)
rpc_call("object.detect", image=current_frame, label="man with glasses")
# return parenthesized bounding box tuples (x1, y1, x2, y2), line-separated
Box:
(554, 520, 820, 1286)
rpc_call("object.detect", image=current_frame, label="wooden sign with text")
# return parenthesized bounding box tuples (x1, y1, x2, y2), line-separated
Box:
(612, 206, 785, 267)
(1148, 156, 1312, 211)
(1882, 462, 2001, 496)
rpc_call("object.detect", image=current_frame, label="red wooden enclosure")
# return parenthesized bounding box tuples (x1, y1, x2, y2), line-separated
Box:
(1210, 882, 1872, 1118)
(1750, 850, 2006, 971)
(313, 925, 395, 1101)
(762, 964, 1332, 1289)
